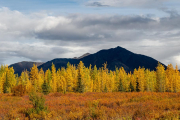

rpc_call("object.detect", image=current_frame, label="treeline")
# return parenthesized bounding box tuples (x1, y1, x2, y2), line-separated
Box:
(0, 61, 180, 94)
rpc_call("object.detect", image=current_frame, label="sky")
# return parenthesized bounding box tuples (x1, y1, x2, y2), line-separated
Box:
(1, 0, 180, 67)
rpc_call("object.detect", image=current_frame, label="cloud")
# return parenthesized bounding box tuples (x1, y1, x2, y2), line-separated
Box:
(86, 0, 169, 8)
(160, 8, 179, 17)
(86, 2, 109, 7)
(1, 7, 180, 67)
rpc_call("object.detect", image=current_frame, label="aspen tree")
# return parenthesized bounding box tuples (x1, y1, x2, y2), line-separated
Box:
(156, 62, 166, 92)
(51, 63, 57, 92)
(0, 76, 3, 93)
(114, 67, 120, 91)
(130, 72, 136, 92)
(138, 67, 145, 92)
(66, 63, 74, 92)
(3, 65, 11, 93)
(91, 65, 98, 92)
(165, 64, 174, 92)
(118, 67, 127, 92)
(29, 64, 39, 92)
(60, 67, 66, 93)
(174, 64, 180, 92)
(45, 69, 51, 86)
(145, 69, 151, 92)
(108, 70, 115, 92)
(0, 65, 6, 92)
(36, 68, 44, 92)
(8, 67, 16, 91)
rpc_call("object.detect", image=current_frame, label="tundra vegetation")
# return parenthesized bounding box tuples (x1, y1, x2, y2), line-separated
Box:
(0, 61, 180, 119)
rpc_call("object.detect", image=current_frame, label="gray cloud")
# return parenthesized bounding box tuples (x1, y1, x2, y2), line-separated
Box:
(1, 7, 180, 67)
(86, 2, 109, 7)
(86, 0, 170, 8)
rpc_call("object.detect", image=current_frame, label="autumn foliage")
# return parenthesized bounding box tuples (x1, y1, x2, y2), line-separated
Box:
(12, 84, 26, 96)
(0, 61, 180, 94)
(1, 61, 180, 119)
(1, 92, 180, 119)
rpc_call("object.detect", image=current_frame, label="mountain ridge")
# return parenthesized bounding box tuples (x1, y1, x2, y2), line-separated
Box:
(38, 46, 166, 72)
(9, 61, 44, 75)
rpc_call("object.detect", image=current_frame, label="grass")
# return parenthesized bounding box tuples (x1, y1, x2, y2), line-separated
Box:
(1, 92, 180, 119)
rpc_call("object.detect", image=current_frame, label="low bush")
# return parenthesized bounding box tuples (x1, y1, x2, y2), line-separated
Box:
(25, 91, 48, 119)
(12, 84, 26, 96)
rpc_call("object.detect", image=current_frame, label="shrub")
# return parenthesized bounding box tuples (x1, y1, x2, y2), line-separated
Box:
(12, 84, 26, 96)
(25, 91, 48, 119)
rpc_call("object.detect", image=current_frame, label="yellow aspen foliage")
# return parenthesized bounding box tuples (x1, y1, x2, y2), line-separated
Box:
(39, 68, 45, 81)
(145, 69, 151, 92)
(61, 75, 67, 93)
(2, 61, 180, 94)
(114, 68, 120, 91)
(51, 63, 57, 92)
(150, 71, 157, 92)
(6, 67, 16, 93)
(130, 73, 136, 92)
(65, 63, 74, 92)
(165, 64, 174, 92)
(1, 73, 6, 93)
(137, 67, 145, 92)
(118, 67, 128, 92)
(107, 71, 115, 92)
(37, 68, 45, 92)
(0, 75, 4, 93)
(91, 65, 98, 92)
(29, 64, 39, 92)
(156, 62, 166, 92)
(84, 67, 91, 92)
(44, 69, 51, 86)
(174, 64, 180, 92)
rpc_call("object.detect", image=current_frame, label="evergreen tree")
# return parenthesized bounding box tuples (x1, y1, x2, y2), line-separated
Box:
(76, 61, 84, 93)
(42, 80, 50, 95)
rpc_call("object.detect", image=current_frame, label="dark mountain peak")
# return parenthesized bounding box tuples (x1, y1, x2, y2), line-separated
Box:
(73, 53, 91, 59)
(38, 46, 165, 72)
(10, 46, 166, 74)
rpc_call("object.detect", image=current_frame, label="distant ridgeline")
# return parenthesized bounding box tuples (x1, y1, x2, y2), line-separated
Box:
(11, 46, 166, 75)
(0, 61, 179, 94)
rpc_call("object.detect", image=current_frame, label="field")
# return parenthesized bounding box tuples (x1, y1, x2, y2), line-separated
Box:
(1, 92, 180, 120)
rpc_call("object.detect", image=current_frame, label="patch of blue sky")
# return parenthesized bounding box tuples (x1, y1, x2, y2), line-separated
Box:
(0, 0, 78, 13)
(0, 0, 172, 17)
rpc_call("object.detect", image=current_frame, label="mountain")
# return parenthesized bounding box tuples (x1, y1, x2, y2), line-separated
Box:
(73, 53, 91, 59)
(9, 61, 44, 75)
(38, 46, 166, 72)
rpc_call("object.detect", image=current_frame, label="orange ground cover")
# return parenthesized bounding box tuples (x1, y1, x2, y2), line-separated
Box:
(1, 92, 180, 119)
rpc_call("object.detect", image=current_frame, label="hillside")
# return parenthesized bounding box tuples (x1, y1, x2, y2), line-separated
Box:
(9, 61, 44, 75)
(38, 46, 166, 72)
